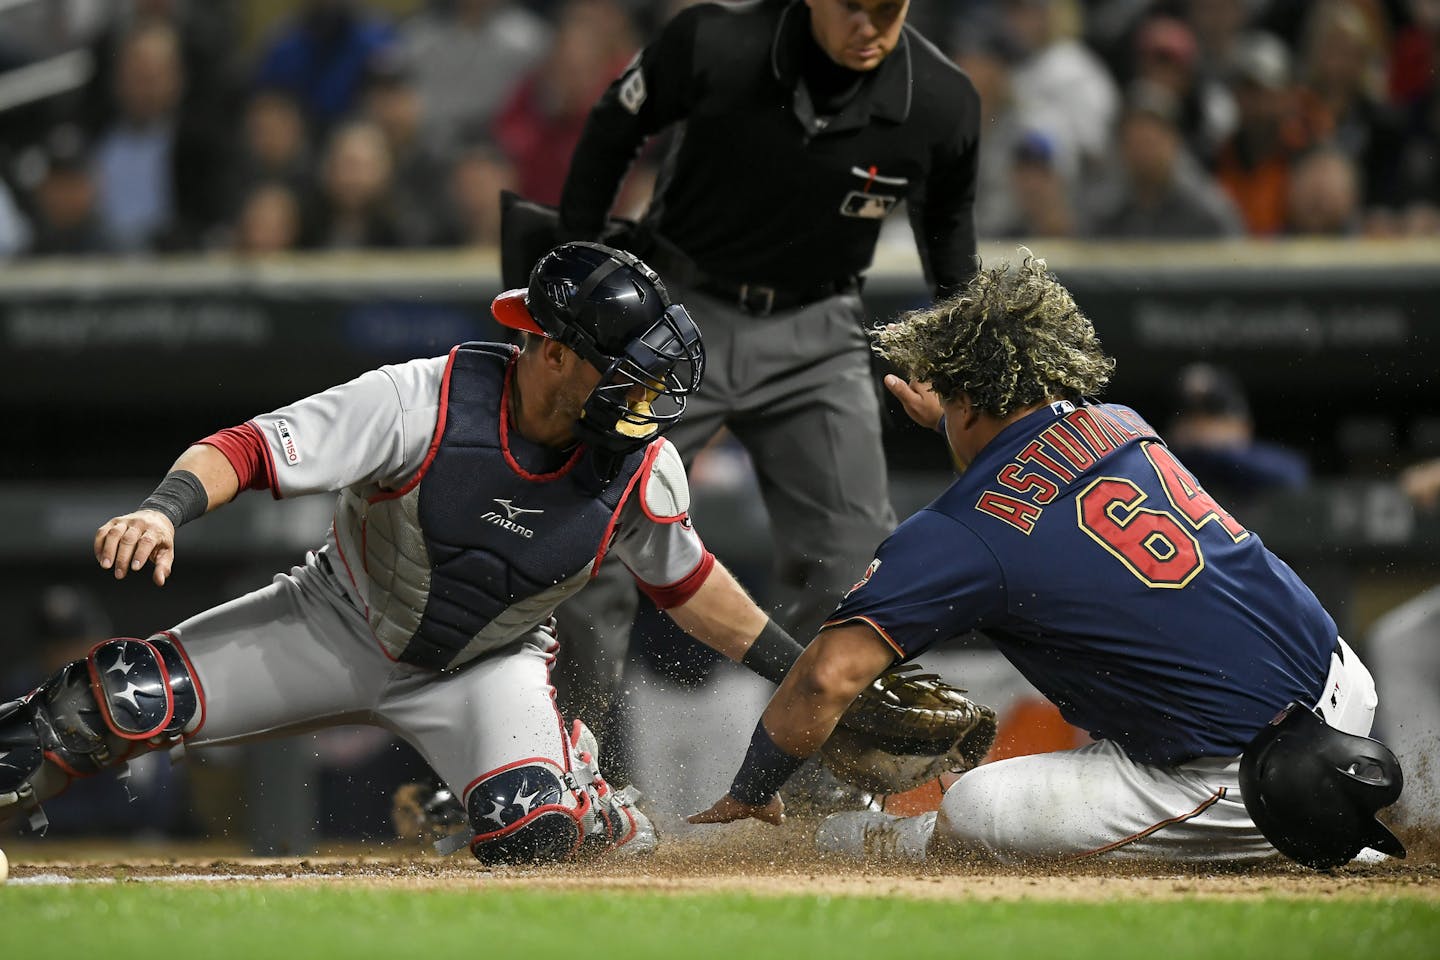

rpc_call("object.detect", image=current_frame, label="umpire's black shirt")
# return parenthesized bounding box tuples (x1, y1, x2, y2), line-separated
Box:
(559, 0, 980, 300)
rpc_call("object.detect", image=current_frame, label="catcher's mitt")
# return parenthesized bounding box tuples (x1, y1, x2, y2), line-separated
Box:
(822, 664, 998, 794)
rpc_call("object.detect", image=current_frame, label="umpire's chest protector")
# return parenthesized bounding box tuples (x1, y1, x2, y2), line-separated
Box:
(360, 343, 648, 670)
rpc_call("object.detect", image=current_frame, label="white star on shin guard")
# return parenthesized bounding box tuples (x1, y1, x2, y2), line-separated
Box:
(513, 786, 541, 814)
(107, 649, 136, 675)
(113, 681, 145, 711)
(483, 798, 507, 828)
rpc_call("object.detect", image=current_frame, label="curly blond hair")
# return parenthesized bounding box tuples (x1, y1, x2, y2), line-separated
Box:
(871, 252, 1114, 417)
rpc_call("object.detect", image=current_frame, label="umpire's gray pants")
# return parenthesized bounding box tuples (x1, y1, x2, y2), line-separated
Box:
(553, 284, 897, 716)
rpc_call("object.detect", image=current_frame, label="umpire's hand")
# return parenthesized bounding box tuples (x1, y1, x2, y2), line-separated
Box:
(95, 509, 176, 586)
(884, 376, 944, 431)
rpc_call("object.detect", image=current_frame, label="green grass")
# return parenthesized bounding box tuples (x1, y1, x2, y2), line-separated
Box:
(2, 887, 1436, 959)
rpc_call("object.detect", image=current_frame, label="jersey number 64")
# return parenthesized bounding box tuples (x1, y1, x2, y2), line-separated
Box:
(1076, 442, 1249, 589)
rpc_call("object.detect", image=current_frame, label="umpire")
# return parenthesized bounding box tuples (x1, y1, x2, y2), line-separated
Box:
(552, 0, 981, 739)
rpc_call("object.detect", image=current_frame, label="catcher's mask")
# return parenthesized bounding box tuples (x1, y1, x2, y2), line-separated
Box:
(492, 241, 704, 456)
(1239, 702, 1405, 870)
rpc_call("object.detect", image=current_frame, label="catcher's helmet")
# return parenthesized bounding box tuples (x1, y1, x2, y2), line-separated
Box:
(492, 241, 704, 456)
(1239, 702, 1405, 869)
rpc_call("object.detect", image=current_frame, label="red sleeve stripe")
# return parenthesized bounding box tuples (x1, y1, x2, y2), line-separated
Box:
(198, 422, 277, 496)
(820, 615, 907, 659)
(636, 550, 716, 609)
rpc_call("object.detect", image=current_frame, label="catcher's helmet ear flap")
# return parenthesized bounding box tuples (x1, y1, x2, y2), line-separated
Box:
(1239, 702, 1405, 870)
(494, 241, 704, 457)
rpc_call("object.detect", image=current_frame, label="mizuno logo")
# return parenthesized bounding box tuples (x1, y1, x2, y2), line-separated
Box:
(482, 499, 541, 539)
(493, 499, 544, 520)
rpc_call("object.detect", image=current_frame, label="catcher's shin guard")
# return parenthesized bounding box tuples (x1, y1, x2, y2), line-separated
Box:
(465, 761, 585, 864)
(0, 636, 201, 831)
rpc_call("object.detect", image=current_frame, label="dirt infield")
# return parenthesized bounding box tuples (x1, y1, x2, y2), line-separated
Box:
(6, 818, 1439, 901)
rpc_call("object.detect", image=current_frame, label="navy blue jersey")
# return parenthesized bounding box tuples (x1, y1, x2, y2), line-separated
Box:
(827, 401, 1335, 765)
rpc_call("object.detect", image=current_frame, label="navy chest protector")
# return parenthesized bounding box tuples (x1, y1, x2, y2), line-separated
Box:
(401, 343, 647, 669)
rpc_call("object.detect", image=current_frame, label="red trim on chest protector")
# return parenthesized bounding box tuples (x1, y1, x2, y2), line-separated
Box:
(590, 440, 665, 577)
(369, 346, 459, 504)
(500, 356, 584, 481)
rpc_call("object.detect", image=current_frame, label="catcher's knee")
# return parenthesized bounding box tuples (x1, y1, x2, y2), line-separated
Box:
(0, 635, 201, 824)
(466, 762, 583, 865)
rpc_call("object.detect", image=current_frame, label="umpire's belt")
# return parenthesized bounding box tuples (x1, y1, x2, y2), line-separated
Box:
(641, 232, 860, 317)
(694, 274, 862, 317)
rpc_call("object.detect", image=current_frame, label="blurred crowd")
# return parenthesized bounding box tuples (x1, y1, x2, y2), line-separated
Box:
(1, 0, 1440, 261)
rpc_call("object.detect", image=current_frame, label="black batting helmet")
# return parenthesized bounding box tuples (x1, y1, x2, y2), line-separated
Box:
(492, 242, 704, 456)
(1239, 702, 1405, 870)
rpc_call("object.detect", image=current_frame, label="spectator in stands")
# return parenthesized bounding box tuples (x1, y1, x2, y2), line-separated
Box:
(91, 22, 186, 251)
(1214, 31, 1318, 235)
(233, 182, 303, 255)
(254, 0, 395, 130)
(492, 0, 638, 206)
(300, 119, 402, 250)
(399, 0, 552, 156)
(1092, 84, 1244, 239)
(1389, 0, 1440, 109)
(1165, 362, 1310, 510)
(1002, 0, 1120, 179)
(955, 36, 1036, 240)
(360, 49, 449, 247)
(1294, 0, 1406, 217)
(22, 126, 112, 256)
(230, 90, 314, 212)
(997, 130, 1081, 239)
(81, 0, 241, 142)
(441, 143, 516, 249)
(1184, 0, 1252, 77)
(1285, 146, 1362, 235)
(1130, 15, 1234, 165)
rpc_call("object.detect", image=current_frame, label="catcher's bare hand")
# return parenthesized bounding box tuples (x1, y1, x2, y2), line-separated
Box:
(687, 792, 785, 826)
(883, 376, 944, 431)
(94, 509, 176, 586)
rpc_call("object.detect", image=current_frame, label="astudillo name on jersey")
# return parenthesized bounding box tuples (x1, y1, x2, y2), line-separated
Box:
(974, 402, 1157, 533)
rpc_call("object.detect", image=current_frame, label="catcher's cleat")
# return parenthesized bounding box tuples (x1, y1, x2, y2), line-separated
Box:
(815, 809, 936, 862)
(569, 719, 657, 856)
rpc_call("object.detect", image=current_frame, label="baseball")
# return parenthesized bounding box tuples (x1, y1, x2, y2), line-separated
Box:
(0, 846, 8, 883)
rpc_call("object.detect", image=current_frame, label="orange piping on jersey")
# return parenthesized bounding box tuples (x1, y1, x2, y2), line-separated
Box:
(821, 615, 907, 659)
(591, 439, 664, 577)
(1063, 786, 1227, 861)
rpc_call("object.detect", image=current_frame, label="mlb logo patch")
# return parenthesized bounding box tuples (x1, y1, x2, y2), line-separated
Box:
(274, 418, 302, 465)
(840, 191, 898, 219)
